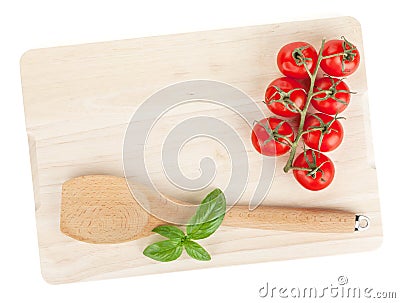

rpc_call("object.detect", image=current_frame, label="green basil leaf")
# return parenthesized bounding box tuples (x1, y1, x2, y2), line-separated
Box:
(186, 188, 226, 240)
(188, 215, 225, 240)
(152, 225, 185, 239)
(143, 239, 183, 262)
(184, 240, 211, 261)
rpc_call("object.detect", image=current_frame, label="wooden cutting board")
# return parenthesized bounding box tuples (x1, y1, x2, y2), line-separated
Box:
(20, 16, 382, 284)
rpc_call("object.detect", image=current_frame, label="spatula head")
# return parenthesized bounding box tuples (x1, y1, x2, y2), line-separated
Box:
(60, 175, 159, 244)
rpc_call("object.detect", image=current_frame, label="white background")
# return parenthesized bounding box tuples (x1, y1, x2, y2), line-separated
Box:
(1, 0, 399, 302)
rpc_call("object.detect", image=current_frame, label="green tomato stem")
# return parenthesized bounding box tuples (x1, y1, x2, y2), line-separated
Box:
(321, 52, 347, 60)
(283, 39, 326, 173)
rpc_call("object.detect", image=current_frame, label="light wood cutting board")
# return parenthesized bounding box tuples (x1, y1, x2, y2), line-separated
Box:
(20, 16, 382, 284)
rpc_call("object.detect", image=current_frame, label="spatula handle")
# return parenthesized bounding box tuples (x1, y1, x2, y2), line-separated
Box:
(223, 205, 357, 233)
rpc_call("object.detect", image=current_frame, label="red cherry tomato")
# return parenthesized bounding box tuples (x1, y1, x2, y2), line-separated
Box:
(302, 113, 344, 152)
(277, 42, 318, 79)
(311, 77, 351, 115)
(251, 117, 294, 156)
(265, 77, 307, 118)
(293, 150, 335, 191)
(321, 38, 360, 77)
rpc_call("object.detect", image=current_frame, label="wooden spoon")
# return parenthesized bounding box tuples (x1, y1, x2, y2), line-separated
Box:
(60, 175, 368, 244)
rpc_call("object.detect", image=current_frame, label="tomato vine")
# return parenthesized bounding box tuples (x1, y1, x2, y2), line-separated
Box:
(252, 36, 360, 191)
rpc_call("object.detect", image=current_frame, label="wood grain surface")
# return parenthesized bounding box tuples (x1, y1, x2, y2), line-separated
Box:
(20, 16, 382, 284)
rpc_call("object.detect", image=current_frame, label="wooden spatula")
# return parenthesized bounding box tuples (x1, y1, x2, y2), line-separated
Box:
(60, 175, 369, 244)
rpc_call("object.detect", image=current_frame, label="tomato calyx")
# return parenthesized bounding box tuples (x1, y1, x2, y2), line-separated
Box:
(254, 119, 293, 147)
(312, 76, 354, 105)
(265, 85, 306, 114)
(304, 114, 345, 151)
(339, 36, 359, 75)
(291, 45, 313, 66)
(341, 36, 358, 62)
(294, 149, 329, 181)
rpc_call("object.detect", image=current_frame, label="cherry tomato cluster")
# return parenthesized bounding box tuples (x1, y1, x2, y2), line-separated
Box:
(252, 37, 360, 191)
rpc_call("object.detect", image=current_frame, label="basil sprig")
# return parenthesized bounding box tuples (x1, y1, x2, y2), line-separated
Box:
(143, 188, 226, 262)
